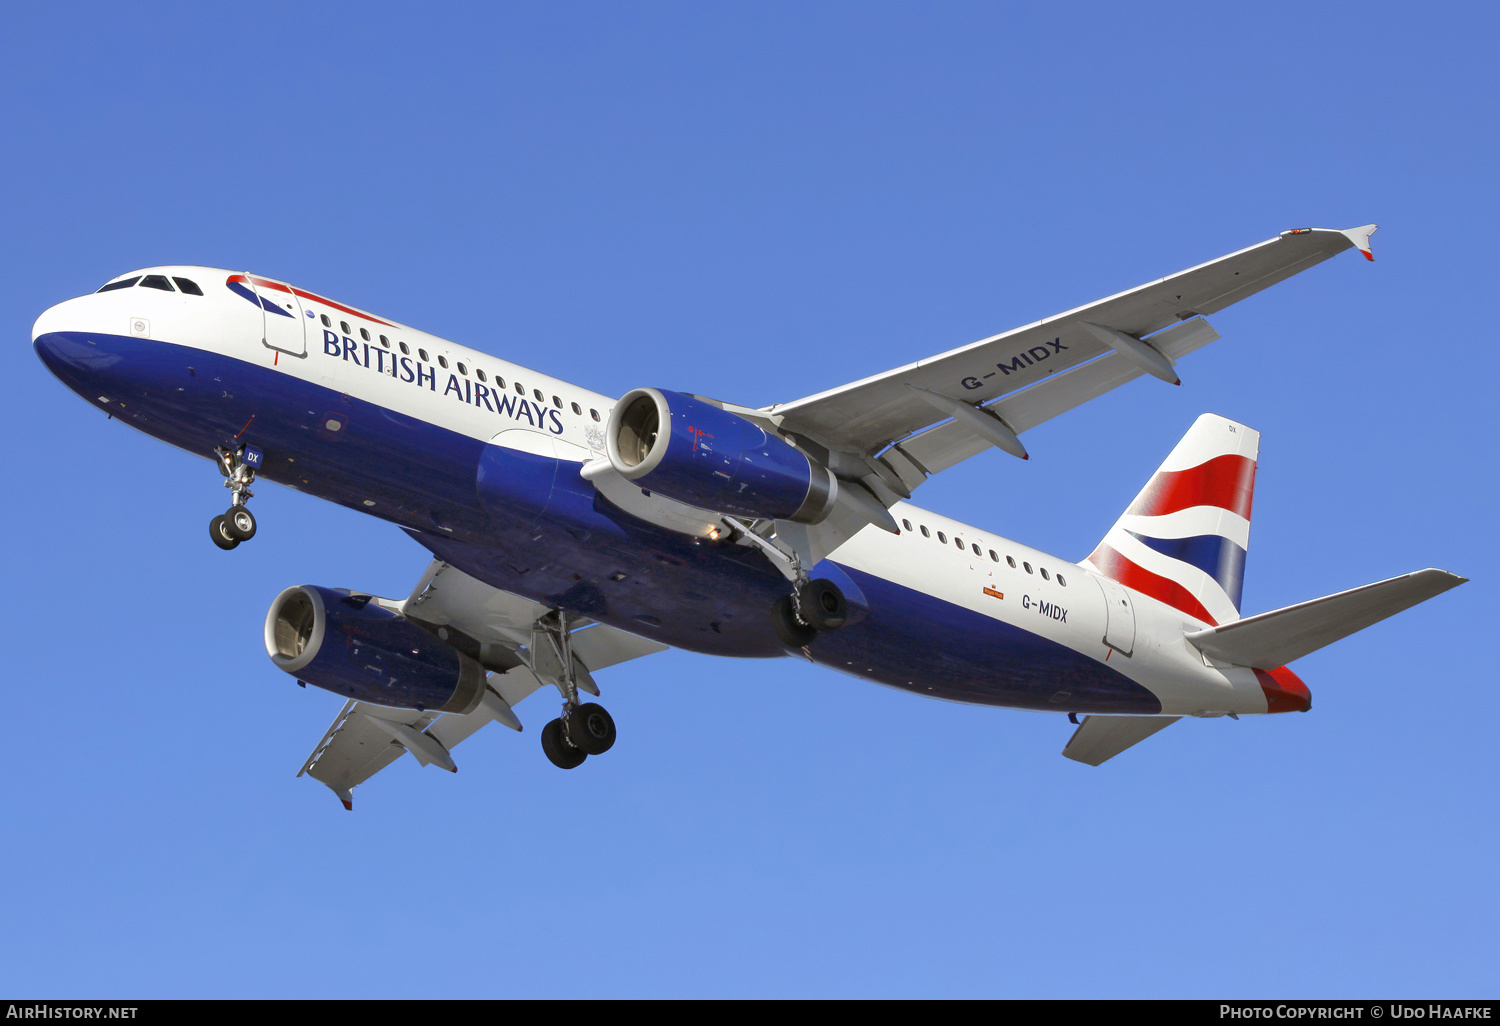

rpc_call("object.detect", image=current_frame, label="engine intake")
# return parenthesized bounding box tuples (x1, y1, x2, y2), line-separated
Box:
(264, 585, 486, 713)
(605, 388, 836, 523)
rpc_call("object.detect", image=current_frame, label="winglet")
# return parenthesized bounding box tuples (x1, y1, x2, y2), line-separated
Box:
(334, 787, 354, 811)
(1340, 223, 1377, 261)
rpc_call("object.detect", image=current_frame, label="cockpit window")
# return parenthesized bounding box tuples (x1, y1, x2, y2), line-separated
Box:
(172, 277, 204, 296)
(96, 277, 141, 293)
(139, 275, 175, 292)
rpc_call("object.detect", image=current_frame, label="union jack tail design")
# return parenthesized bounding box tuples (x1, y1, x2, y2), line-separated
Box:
(1085, 413, 1258, 626)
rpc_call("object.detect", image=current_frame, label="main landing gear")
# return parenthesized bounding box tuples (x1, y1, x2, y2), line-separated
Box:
(530, 610, 618, 770)
(208, 445, 260, 551)
(772, 577, 849, 648)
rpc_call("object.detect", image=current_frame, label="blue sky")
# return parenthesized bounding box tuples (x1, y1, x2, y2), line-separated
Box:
(2, 1, 1495, 998)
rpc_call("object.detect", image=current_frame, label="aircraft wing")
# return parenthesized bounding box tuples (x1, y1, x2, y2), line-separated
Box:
(297, 560, 669, 809)
(765, 225, 1376, 481)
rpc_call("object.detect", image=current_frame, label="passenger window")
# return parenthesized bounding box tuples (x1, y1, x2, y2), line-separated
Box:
(552, 396, 562, 408)
(1007, 556, 1017, 568)
(954, 538, 964, 549)
(902, 519, 912, 532)
(360, 328, 371, 341)
(321, 314, 332, 328)
(989, 550, 999, 562)
(515, 382, 525, 395)
(418, 349, 429, 362)
(937, 532, 947, 543)
(476, 369, 487, 382)
(172, 277, 203, 296)
(379, 335, 390, 348)
(571, 402, 582, 415)
(1040, 568, 1050, 581)
(591, 409, 600, 421)
(533, 389, 544, 401)
(1058, 574, 1067, 587)
(96, 277, 142, 292)
(438, 355, 448, 369)
(139, 274, 175, 291)
(920, 526, 930, 538)
(972, 544, 982, 556)
(1023, 562, 1033, 574)
(340, 321, 351, 334)
(458, 363, 468, 376)
(399, 342, 409, 355)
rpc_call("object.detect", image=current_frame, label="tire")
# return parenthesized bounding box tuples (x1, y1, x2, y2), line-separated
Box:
(541, 718, 587, 769)
(209, 515, 239, 550)
(567, 702, 616, 755)
(224, 506, 257, 541)
(771, 595, 817, 648)
(798, 578, 848, 631)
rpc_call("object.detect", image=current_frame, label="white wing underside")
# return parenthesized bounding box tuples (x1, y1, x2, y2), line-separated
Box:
(296, 561, 668, 808)
(765, 226, 1375, 480)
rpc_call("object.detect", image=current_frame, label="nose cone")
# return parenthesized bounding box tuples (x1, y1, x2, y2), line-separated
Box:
(1255, 666, 1312, 713)
(34, 299, 123, 391)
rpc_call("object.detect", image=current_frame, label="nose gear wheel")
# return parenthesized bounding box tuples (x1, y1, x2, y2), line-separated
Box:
(209, 444, 259, 549)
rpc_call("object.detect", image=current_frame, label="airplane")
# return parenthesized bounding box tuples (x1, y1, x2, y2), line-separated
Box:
(31, 224, 1466, 808)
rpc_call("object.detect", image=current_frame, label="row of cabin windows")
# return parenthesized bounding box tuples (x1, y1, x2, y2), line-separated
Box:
(97, 275, 204, 296)
(899, 518, 1068, 586)
(317, 313, 603, 421)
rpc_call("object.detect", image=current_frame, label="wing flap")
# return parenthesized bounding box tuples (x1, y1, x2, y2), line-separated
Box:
(1185, 569, 1466, 670)
(300, 701, 441, 807)
(893, 317, 1219, 478)
(1062, 715, 1181, 766)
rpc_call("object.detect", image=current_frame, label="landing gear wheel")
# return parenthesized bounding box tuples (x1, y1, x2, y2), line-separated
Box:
(209, 515, 239, 550)
(567, 702, 616, 755)
(541, 718, 587, 769)
(224, 506, 257, 541)
(772, 595, 817, 648)
(798, 578, 849, 631)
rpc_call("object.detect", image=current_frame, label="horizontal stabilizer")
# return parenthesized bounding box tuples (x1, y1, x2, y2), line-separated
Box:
(1062, 715, 1180, 766)
(1185, 568, 1466, 669)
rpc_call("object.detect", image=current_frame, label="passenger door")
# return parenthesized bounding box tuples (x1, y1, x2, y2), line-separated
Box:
(1092, 574, 1136, 657)
(247, 273, 307, 357)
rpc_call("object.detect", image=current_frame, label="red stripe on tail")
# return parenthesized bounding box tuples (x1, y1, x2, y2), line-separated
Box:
(1088, 544, 1219, 625)
(1127, 454, 1256, 520)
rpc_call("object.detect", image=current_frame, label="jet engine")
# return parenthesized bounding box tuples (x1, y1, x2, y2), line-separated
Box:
(605, 388, 836, 523)
(264, 585, 486, 713)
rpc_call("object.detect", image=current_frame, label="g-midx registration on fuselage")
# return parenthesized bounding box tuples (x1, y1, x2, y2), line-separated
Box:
(33, 225, 1465, 807)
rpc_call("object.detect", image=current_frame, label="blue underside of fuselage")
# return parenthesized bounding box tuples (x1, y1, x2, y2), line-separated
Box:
(35, 331, 1159, 715)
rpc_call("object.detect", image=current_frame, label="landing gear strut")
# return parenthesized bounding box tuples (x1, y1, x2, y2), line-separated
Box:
(209, 445, 260, 550)
(531, 610, 618, 770)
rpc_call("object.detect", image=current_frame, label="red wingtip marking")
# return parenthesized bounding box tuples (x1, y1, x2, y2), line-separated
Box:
(341, 800, 353, 811)
(1362, 249, 1374, 261)
(1021, 454, 1029, 461)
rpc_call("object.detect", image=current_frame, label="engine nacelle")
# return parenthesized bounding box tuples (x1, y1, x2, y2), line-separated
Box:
(605, 388, 836, 523)
(264, 585, 486, 713)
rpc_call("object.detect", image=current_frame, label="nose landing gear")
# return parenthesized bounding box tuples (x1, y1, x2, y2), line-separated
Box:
(209, 445, 261, 550)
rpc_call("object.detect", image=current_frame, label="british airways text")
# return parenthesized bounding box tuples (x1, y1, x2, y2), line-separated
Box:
(323, 331, 564, 433)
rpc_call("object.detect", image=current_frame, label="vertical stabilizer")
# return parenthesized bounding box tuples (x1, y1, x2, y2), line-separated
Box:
(1085, 414, 1258, 626)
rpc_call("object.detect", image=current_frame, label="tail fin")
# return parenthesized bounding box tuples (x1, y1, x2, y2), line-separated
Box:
(1084, 413, 1258, 626)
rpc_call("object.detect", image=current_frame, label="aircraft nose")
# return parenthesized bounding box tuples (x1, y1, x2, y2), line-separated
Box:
(1255, 666, 1312, 713)
(33, 297, 130, 394)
